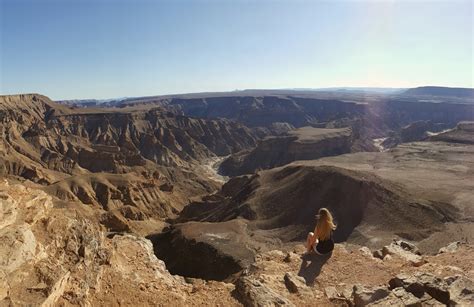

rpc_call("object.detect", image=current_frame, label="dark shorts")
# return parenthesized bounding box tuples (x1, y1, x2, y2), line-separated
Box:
(313, 240, 334, 255)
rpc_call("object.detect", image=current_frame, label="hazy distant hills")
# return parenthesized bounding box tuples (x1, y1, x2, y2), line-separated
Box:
(297, 87, 406, 94)
(59, 86, 473, 107)
(58, 97, 129, 107)
(403, 86, 474, 98)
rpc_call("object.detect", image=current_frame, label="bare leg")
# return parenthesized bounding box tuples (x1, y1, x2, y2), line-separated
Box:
(306, 232, 314, 252)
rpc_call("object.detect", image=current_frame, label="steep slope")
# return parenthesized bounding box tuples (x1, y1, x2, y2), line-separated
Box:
(0, 94, 257, 224)
(179, 163, 461, 246)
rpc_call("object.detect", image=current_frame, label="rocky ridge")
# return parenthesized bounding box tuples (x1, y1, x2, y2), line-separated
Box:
(233, 241, 474, 306)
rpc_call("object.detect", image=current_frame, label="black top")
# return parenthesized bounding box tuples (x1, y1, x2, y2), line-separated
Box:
(315, 233, 334, 254)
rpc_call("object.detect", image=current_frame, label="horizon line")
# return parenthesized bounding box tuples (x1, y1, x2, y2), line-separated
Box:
(2, 84, 474, 101)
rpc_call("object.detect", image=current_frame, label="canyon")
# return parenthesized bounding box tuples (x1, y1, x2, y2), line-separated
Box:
(1, 88, 473, 306)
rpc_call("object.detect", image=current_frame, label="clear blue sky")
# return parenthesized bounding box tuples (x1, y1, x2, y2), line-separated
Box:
(1, 0, 472, 100)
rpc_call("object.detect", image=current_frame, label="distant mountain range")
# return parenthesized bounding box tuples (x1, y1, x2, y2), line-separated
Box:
(403, 86, 474, 98)
(58, 97, 129, 107)
(286, 87, 406, 94)
(57, 86, 473, 106)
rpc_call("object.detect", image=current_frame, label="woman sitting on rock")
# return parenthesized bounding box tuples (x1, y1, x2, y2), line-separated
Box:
(306, 208, 336, 255)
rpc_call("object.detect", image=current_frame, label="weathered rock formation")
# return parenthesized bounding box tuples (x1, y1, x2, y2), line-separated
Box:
(0, 94, 258, 223)
(113, 92, 474, 153)
(229, 243, 474, 306)
(219, 127, 353, 176)
(0, 180, 239, 306)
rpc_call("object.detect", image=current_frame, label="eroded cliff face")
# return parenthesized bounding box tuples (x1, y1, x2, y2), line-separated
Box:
(0, 94, 257, 175)
(0, 94, 257, 222)
(168, 96, 366, 128)
(121, 94, 474, 134)
(219, 127, 353, 176)
(116, 93, 474, 163)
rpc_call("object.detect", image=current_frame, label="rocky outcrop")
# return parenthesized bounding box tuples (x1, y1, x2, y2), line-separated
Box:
(219, 127, 353, 176)
(226, 243, 474, 307)
(438, 241, 462, 254)
(284, 272, 311, 294)
(234, 276, 294, 307)
(373, 240, 424, 266)
(388, 272, 474, 305)
(388, 272, 450, 304)
(353, 284, 390, 306)
(0, 179, 104, 305)
(0, 180, 239, 306)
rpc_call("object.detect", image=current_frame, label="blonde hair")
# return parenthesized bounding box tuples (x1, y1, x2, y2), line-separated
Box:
(316, 208, 336, 240)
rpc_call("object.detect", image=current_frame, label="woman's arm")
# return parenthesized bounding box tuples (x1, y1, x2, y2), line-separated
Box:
(314, 225, 320, 238)
(311, 225, 319, 246)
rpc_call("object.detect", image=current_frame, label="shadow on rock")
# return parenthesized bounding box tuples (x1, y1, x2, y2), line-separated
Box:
(298, 252, 331, 286)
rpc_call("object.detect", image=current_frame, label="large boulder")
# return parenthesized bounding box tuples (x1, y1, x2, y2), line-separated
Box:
(374, 240, 424, 266)
(368, 272, 474, 306)
(283, 272, 309, 294)
(99, 211, 131, 232)
(324, 285, 354, 306)
(438, 241, 462, 254)
(234, 276, 294, 307)
(389, 273, 450, 304)
(368, 287, 429, 306)
(445, 275, 474, 305)
(353, 284, 391, 307)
